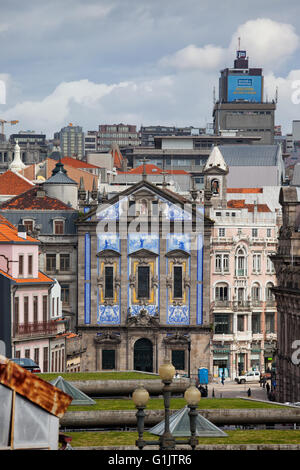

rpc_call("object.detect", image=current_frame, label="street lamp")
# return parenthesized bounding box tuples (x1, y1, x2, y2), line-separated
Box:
(132, 360, 201, 450)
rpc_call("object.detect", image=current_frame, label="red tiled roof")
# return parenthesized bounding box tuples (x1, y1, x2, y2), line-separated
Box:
(0, 170, 34, 195)
(111, 147, 124, 169)
(0, 267, 53, 284)
(121, 164, 188, 175)
(0, 186, 74, 211)
(227, 188, 263, 193)
(227, 199, 271, 212)
(0, 214, 38, 243)
(61, 157, 99, 169)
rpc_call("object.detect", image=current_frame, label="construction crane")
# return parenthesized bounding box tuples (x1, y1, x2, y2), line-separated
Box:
(0, 119, 19, 137)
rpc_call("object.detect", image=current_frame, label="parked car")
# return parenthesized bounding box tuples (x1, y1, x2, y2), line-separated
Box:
(10, 358, 41, 373)
(235, 371, 260, 384)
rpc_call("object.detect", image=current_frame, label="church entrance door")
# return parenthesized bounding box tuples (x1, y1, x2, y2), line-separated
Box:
(134, 338, 153, 372)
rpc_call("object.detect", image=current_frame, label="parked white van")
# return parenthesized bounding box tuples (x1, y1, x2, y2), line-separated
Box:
(235, 371, 260, 384)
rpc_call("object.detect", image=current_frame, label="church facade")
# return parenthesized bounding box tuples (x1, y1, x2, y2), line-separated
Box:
(76, 178, 213, 375)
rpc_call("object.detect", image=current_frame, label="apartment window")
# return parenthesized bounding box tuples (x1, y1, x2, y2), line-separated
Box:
(251, 283, 261, 301)
(172, 350, 185, 370)
(267, 228, 272, 238)
(252, 253, 261, 272)
(28, 255, 33, 276)
(61, 284, 70, 304)
(42, 295, 47, 322)
(252, 228, 258, 238)
(104, 266, 114, 299)
(34, 348, 39, 367)
(219, 228, 225, 237)
(33, 296, 38, 323)
(24, 297, 29, 324)
(23, 220, 34, 233)
(215, 253, 229, 272)
(266, 313, 275, 333)
(267, 256, 275, 273)
(237, 315, 246, 332)
(43, 347, 48, 372)
(54, 220, 64, 235)
(25, 349, 30, 359)
(214, 314, 231, 334)
(60, 253, 70, 271)
(46, 254, 56, 271)
(102, 350, 115, 369)
(252, 313, 261, 334)
(137, 266, 150, 299)
(266, 282, 275, 301)
(19, 255, 24, 276)
(236, 248, 247, 276)
(14, 297, 19, 325)
(215, 283, 229, 301)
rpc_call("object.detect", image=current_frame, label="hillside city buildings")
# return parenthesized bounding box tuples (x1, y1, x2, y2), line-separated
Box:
(0, 48, 299, 402)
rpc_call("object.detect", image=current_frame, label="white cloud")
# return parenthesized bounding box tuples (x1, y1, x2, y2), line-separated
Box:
(160, 18, 299, 72)
(230, 18, 299, 70)
(159, 44, 225, 70)
(264, 70, 300, 132)
(0, 76, 178, 136)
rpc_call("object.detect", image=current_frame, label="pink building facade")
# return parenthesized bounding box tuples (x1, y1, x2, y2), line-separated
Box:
(204, 147, 278, 380)
(0, 217, 66, 372)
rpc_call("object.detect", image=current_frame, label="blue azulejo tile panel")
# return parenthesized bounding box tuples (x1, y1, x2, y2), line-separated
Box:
(96, 201, 120, 220)
(166, 233, 191, 253)
(128, 232, 159, 254)
(197, 234, 203, 325)
(84, 282, 91, 324)
(97, 233, 120, 252)
(159, 197, 192, 221)
(167, 305, 189, 325)
(97, 304, 120, 324)
(84, 233, 91, 281)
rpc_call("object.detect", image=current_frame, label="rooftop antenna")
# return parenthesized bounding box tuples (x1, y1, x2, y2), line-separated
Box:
(213, 86, 216, 105)
(238, 36, 241, 50)
(275, 86, 278, 104)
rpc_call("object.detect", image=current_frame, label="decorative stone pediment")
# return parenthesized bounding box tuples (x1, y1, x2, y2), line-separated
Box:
(129, 248, 159, 258)
(97, 249, 121, 258)
(163, 332, 191, 345)
(126, 307, 160, 328)
(165, 249, 190, 259)
(94, 332, 121, 345)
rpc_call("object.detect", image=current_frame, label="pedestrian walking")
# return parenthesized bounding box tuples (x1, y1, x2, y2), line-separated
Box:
(266, 382, 270, 394)
(247, 388, 251, 397)
(221, 372, 225, 385)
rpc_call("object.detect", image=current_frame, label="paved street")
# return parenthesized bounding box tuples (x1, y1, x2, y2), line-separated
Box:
(204, 379, 270, 401)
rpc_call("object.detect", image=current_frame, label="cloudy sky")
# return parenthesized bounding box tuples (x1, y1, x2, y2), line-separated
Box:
(0, 0, 300, 138)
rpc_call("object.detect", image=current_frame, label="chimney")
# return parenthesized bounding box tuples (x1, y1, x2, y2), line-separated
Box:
(18, 224, 27, 239)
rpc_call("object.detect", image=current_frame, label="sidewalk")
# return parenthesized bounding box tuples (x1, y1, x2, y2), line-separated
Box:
(206, 380, 270, 400)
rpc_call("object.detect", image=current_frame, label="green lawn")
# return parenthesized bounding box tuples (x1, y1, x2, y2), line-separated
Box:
(68, 397, 285, 412)
(66, 430, 300, 447)
(38, 371, 159, 382)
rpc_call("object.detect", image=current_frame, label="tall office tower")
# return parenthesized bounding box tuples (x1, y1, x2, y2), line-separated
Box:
(54, 124, 84, 159)
(213, 50, 276, 144)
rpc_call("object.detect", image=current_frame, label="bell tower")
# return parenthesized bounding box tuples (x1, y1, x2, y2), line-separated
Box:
(203, 145, 228, 211)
